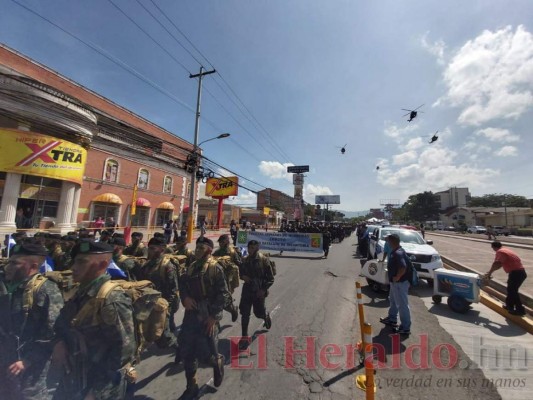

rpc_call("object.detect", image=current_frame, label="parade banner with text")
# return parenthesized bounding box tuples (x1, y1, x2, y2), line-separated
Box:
(0, 129, 87, 185)
(237, 231, 323, 253)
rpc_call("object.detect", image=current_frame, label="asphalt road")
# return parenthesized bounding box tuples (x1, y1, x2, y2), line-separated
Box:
(426, 233, 532, 297)
(133, 234, 506, 400)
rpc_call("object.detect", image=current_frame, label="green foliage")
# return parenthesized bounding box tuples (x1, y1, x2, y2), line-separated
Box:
(515, 228, 533, 237)
(403, 191, 440, 222)
(468, 194, 529, 207)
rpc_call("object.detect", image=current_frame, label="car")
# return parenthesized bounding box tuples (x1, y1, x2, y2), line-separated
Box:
(443, 226, 457, 231)
(492, 226, 510, 236)
(467, 226, 487, 234)
(368, 227, 443, 281)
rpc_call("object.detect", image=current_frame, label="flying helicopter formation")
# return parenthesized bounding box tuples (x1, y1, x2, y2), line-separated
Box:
(336, 102, 439, 156)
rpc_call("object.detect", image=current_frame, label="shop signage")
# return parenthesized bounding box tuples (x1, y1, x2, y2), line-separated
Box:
(205, 176, 239, 197)
(0, 129, 87, 185)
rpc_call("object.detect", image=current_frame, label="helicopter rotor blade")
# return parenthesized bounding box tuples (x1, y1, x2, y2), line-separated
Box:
(413, 104, 425, 111)
(402, 113, 410, 117)
(401, 109, 412, 112)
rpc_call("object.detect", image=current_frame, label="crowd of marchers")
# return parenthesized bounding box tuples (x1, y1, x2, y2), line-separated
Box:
(0, 228, 275, 400)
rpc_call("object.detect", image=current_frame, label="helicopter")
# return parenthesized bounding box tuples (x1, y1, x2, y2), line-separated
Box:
(428, 131, 439, 144)
(336, 144, 347, 154)
(376, 165, 380, 171)
(402, 104, 424, 122)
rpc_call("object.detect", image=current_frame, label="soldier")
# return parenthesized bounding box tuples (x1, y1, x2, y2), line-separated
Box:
(51, 240, 136, 400)
(0, 241, 64, 400)
(111, 236, 136, 281)
(174, 235, 196, 272)
(131, 237, 179, 347)
(96, 230, 112, 245)
(123, 232, 147, 258)
(55, 235, 76, 271)
(212, 234, 241, 321)
(238, 240, 274, 349)
(178, 237, 227, 400)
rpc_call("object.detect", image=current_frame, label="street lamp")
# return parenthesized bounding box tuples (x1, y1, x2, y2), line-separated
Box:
(186, 133, 230, 242)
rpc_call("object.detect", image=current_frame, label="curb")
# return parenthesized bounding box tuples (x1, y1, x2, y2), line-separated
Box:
(480, 292, 533, 335)
(428, 232, 533, 251)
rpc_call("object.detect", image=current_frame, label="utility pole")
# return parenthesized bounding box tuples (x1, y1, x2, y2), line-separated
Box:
(187, 66, 216, 243)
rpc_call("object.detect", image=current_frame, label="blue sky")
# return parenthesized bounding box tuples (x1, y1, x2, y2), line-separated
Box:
(1, 0, 532, 212)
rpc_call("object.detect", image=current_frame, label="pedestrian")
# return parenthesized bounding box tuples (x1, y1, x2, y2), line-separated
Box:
(229, 220, 238, 246)
(105, 216, 117, 234)
(379, 234, 411, 334)
(420, 223, 425, 239)
(172, 219, 179, 243)
(177, 237, 227, 399)
(51, 240, 136, 400)
(484, 241, 527, 316)
(0, 241, 64, 400)
(322, 229, 331, 258)
(200, 220, 207, 237)
(163, 220, 173, 244)
(94, 216, 105, 237)
(238, 240, 274, 349)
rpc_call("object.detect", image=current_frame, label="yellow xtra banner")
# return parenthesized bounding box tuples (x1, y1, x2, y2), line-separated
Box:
(0, 129, 87, 185)
(205, 176, 239, 198)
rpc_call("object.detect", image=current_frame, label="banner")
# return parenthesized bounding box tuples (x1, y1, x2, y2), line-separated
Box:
(315, 195, 341, 204)
(0, 129, 87, 185)
(237, 231, 323, 253)
(205, 176, 239, 197)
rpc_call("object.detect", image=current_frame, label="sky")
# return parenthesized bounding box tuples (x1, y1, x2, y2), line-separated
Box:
(1, 0, 532, 212)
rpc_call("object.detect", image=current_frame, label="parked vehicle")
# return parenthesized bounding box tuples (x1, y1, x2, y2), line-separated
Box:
(492, 226, 510, 236)
(367, 227, 443, 281)
(443, 226, 457, 231)
(467, 226, 487, 234)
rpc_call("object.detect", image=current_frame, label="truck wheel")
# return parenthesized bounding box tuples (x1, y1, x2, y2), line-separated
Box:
(432, 295, 442, 304)
(447, 295, 470, 313)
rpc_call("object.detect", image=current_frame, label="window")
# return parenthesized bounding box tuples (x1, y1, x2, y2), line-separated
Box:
(131, 207, 150, 227)
(163, 176, 173, 194)
(155, 209, 173, 227)
(92, 203, 120, 223)
(138, 169, 149, 190)
(104, 159, 119, 182)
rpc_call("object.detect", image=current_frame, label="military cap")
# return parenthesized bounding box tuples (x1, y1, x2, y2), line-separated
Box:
(65, 235, 78, 242)
(67, 231, 78, 236)
(148, 237, 167, 247)
(113, 237, 126, 246)
(112, 233, 124, 239)
(247, 240, 259, 246)
(175, 235, 187, 243)
(196, 237, 214, 249)
(71, 239, 113, 258)
(100, 230, 112, 236)
(218, 234, 230, 242)
(153, 232, 165, 238)
(131, 231, 143, 238)
(48, 234, 62, 240)
(11, 242, 49, 257)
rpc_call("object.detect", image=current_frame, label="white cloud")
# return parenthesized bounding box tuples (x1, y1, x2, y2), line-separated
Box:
(393, 151, 417, 165)
(403, 137, 425, 151)
(421, 32, 446, 64)
(475, 127, 520, 143)
(258, 161, 293, 181)
(384, 122, 419, 139)
(494, 146, 518, 157)
(225, 190, 257, 206)
(304, 184, 333, 203)
(438, 25, 533, 126)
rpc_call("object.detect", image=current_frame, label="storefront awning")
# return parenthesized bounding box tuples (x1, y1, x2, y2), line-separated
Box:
(157, 201, 175, 210)
(136, 198, 151, 207)
(182, 205, 189, 213)
(92, 193, 122, 204)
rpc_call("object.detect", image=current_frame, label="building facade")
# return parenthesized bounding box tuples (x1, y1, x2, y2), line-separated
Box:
(257, 188, 294, 217)
(0, 44, 195, 236)
(434, 187, 471, 210)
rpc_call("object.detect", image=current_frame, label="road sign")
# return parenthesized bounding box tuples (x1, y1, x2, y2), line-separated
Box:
(287, 165, 309, 173)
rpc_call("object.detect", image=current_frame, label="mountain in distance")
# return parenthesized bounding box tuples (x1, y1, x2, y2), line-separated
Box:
(337, 210, 369, 218)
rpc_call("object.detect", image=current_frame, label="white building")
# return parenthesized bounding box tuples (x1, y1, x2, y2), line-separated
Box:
(434, 187, 471, 210)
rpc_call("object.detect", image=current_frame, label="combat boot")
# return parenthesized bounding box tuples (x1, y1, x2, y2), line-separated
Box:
(263, 312, 272, 329)
(213, 355, 225, 387)
(178, 383, 199, 400)
(230, 304, 239, 322)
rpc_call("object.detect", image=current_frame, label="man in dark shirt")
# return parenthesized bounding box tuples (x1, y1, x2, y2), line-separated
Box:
(379, 234, 411, 334)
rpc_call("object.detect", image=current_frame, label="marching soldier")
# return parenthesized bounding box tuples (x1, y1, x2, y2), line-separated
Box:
(238, 240, 275, 349)
(178, 237, 227, 400)
(0, 241, 64, 400)
(51, 240, 136, 400)
(111, 236, 136, 281)
(174, 236, 196, 272)
(132, 237, 179, 346)
(212, 234, 241, 321)
(123, 232, 147, 258)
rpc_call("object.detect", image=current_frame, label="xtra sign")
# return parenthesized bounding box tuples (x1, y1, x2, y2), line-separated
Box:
(0, 129, 87, 185)
(205, 176, 239, 197)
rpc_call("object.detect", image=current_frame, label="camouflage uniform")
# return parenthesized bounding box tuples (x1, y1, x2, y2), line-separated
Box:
(174, 247, 196, 274)
(0, 274, 64, 400)
(212, 245, 241, 320)
(53, 274, 135, 400)
(113, 255, 136, 281)
(132, 255, 179, 346)
(178, 255, 228, 397)
(239, 251, 275, 337)
(123, 242, 147, 258)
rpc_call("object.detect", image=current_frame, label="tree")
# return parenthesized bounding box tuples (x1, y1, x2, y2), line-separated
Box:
(468, 193, 529, 208)
(403, 191, 440, 222)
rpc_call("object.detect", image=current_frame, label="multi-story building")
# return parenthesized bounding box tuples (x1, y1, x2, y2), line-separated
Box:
(257, 188, 294, 217)
(434, 187, 471, 210)
(0, 44, 196, 235)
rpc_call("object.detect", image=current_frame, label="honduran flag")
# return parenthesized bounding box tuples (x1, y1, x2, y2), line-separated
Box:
(106, 260, 127, 279)
(40, 256, 55, 273)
